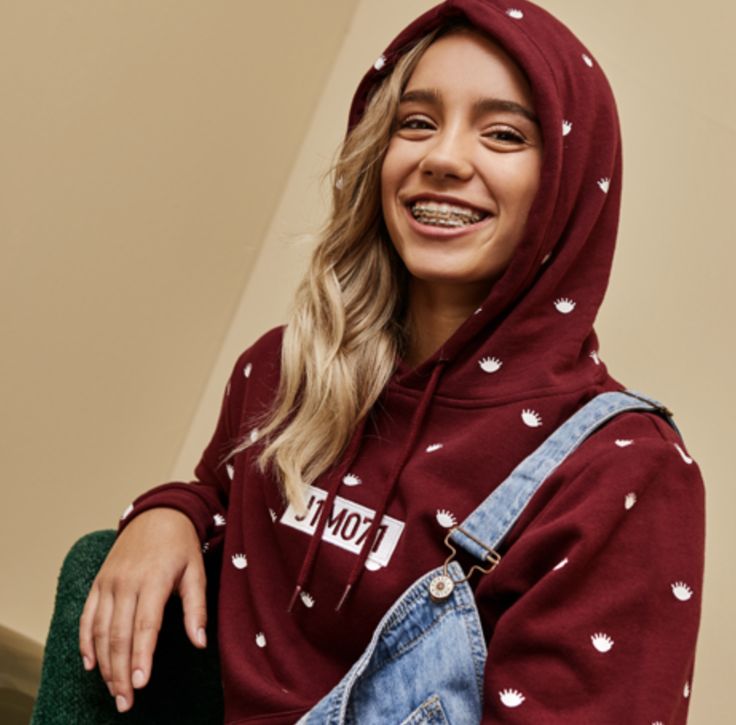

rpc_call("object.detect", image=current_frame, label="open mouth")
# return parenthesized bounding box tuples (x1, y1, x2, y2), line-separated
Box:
(407, 199, 490, 228)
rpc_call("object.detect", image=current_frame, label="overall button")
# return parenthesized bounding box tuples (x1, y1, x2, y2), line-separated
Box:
(429, 574, 454, 602)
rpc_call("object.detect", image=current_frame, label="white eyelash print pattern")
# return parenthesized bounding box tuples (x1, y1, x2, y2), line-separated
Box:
(300, 591, 315, 608)
(342, 473, 362, 487)
(684, 681, 690, 698)
(426, 443, 444, 453)
(436, 510, 458, 529)
(255, 632, 267, 648)
(597, 177, 611, 193)
(553, 557, 568, 571)
(225, 380, 231, 397)
(562, 120, 573, 136)
(479, 356, 503, 373)
(201, 542, 210, 553)
(582, 53, 594, 67)
(269, 508, 278, 523)
(671, 582, 693, 601)
(554, 298, 576, 314)
(244, 362, 252, 378)
(214, 513, 226, 527)
(226, 463, 235, 480)
(651, 721, 664, 725)
(589, 350, 600, 365)
(120, 504, 134, 521)
(541, 251, 552, 265)
(674, 443, 694, 464)
(474, 306, 483, 315)
(591, 633, 614, 653)
(624, 492, 637, 510)
(373, 55, 386, 71)
(615, 439, 634, 447)
(231, 553, 248, 570)
(505, 8, 524, 19)
(499, 689, 525, 708)
(521, 409, 543, 428)
(249, 428, 259, 443)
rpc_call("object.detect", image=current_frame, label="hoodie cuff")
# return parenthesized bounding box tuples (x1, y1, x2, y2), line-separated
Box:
(116, 482, 227, 553)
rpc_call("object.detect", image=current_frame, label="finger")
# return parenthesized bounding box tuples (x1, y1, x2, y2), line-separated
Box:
(130, 586, 168, 691)
(92, 587, 115, 688)
(108, 590, 138, 712)
(79, 583, 100, 671)
(179, 561, 208, 649)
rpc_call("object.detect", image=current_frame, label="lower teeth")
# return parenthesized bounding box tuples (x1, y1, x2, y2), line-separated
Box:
(422, 219, 469, 227)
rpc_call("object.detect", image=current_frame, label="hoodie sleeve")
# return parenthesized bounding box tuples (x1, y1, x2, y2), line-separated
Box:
(115, 350, 252, 553)
(479, 424, 705, 725)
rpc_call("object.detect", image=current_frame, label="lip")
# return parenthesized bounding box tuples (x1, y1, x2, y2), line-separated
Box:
(402, 203, 494, 239)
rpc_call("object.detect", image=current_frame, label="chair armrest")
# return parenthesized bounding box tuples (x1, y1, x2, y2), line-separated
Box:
(31, 530, 223, 724)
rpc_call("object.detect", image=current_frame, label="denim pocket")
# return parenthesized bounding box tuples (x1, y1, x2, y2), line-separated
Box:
(399, 694, 449, 725)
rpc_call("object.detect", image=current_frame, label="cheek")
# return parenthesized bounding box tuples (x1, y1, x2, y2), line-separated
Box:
(379, 161, 392, 210)
(380, 144, 402, 197)
(501, 159, 542, 218)
(379, 157, 402, 249)
(380, 162, 398, 220)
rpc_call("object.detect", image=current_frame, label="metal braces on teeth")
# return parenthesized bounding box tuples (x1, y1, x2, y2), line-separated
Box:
(411, 204, 485, 227)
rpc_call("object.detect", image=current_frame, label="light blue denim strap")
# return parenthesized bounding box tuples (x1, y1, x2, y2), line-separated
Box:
(449, 389, 677, 563)
(297, 560, 486, 725)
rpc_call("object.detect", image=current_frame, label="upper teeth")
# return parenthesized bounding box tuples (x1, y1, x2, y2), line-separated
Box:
(410, 200, 486, 226)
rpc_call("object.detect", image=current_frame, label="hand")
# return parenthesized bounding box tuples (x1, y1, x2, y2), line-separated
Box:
(78, 508, 207, 713)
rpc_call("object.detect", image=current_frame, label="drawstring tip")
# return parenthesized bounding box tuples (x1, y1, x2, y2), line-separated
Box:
(287, 585, 302, 613)
(335, 584, 353, 612)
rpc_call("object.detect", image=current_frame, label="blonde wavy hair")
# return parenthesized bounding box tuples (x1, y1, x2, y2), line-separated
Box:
(232, 28, 444, 510)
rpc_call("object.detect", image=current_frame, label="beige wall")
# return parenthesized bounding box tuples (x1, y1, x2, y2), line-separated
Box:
(2, 1, 732, 721)
(0, 0, 358, 656)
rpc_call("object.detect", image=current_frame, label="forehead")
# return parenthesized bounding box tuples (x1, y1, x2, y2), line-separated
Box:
(404, 29, 534, 108)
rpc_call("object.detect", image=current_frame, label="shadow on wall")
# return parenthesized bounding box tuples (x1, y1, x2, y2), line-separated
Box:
(0, 624, 42, 724)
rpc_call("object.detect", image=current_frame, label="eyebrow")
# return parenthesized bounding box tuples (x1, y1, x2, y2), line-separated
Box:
(399, 88, 539, 125)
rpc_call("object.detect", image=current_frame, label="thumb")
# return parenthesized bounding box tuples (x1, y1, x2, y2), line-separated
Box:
(179, 560, 208, 648)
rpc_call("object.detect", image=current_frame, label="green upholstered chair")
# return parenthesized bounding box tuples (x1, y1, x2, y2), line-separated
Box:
(31, 530, 224, 724)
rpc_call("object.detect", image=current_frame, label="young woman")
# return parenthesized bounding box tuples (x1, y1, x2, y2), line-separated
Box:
(79, 1, 705, 722)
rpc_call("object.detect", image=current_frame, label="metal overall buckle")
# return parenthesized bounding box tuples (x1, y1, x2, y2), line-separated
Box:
(428, 527, 502, 603)
(624, 390, 674, 418)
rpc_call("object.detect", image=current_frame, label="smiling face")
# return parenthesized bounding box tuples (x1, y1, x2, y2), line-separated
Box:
(380, 29, 543, 303)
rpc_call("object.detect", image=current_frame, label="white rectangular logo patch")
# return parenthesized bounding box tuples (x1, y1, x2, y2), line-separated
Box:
(280, 486, 405, 570)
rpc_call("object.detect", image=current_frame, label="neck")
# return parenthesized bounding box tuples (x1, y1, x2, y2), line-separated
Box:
(403, 278, 491, 368)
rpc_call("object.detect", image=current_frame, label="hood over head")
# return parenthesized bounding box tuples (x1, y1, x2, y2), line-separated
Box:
(351, 0, 622, 401)
(292, 0, 625, 611)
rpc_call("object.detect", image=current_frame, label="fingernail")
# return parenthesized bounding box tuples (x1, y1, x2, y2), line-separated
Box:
(82, 656, 91, 670)
(132, 669, 145, 688)
(197, 627, 207, 646)
(116, 695, 128, 712)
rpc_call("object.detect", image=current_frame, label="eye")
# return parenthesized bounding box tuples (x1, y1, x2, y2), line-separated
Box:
(396, 115, 435, 132)
(483, 127, 526, 144)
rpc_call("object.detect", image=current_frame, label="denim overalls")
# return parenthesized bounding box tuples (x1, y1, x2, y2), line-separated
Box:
(298, 390, 678, 725)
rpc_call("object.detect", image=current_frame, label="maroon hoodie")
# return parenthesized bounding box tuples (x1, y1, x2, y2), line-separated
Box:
(118, 1, 705, 723)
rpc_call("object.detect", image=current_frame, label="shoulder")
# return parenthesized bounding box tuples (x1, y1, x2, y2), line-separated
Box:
(223, 325, 286, 396)
(566, 408, 702, 489)
(221, 326, 285, 425)
(559, 406, 704, 506)
(507, 405, 704, 547)
(230, 325, 285, 377)
(496, 405, 705, 601)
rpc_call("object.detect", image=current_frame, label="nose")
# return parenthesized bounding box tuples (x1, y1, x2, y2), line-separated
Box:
(417, 127, 474, 181)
